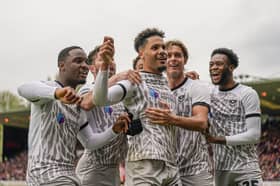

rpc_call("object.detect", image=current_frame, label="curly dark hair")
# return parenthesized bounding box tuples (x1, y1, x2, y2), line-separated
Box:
(211, 48, 239, 68)
(134, 28, 165, 52)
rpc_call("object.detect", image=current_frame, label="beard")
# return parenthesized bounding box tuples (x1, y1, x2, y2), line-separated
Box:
(77, 79, 87, 85)
(212, 68, 231, 85)
(157, 65, 167, 73)
(168, 70, 181, 79)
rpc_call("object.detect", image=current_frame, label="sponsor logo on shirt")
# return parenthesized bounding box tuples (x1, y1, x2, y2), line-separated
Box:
(56, 112, 65, 124)
(104, 106, 113, 115)
(149, 88, 159, 99)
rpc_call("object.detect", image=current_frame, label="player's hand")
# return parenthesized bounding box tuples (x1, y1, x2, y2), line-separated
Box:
(112, 113, 131, 133)
(55, 87, 81, 104)
(110, 70, 142, 85)
(78, 91, 95, 111)
(185, 70, 199, 80)
(145, 102, 174, 126)
(204, 132, 226, 144)
(99, 36, 114, 65)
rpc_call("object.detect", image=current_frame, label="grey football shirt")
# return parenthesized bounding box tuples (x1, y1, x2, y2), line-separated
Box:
(172, 78, 212, 176)
(120, 72, 177, 163)
(21, 81, 81, 184)
(209, 83, 261, 172)
(77, 83, 127, 168)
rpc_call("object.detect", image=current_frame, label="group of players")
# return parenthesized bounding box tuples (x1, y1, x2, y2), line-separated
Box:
(18, 28, 263, 186)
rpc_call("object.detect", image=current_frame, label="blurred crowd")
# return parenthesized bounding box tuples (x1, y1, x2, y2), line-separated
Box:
(0, 150, 27, 180)
(258, 117, 280, 180)
(0, 117, 279, 181)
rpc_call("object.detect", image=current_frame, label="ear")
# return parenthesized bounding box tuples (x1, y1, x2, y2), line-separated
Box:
(229, 64, 235, 72)
(58, 61, 65, 72)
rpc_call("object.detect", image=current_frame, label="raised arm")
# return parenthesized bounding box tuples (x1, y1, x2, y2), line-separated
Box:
(18, 81, 80, 105)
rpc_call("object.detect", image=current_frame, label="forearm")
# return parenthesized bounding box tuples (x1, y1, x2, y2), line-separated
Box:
(93, 70, 109, 106)
(78, 125, 118, 150)
(93, 71, 131, 106)
(225, 117, 261, 145)
(173, 115, 208, 132)
(17, 81, 56, 104)
(108, 74, 120, 87)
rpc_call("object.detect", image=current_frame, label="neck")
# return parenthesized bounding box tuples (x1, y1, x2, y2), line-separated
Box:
(142, 69, 162, 75)
(167, 73, 185, 89)
(56, 77, 76, 89)
(219, 78, 236, 91)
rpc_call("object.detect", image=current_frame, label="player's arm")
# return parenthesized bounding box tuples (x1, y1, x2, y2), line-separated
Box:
(185, 70, 200, 80)
(77, 112, 130, 150)
(18, 81, 80, 105)
(108, 69, 142, 87)
(206, 90, 261, 145)
(206, 116, 261, 145)
(146, 103, 209, 132)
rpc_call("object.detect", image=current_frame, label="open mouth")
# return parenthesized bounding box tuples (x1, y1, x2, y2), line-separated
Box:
(80, 71, 88, 78)
(211, 72, 220, 81)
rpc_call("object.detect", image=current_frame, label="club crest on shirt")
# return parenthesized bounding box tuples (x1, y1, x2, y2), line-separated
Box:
(56, 112, 65, 124)
(178, 95, 185, 102)
(149, 88, 159, 99)
(229, 99, 237, 107)
(104, 106, 113, 115)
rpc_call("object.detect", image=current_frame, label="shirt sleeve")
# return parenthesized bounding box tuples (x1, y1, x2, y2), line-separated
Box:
(225, 116, 261, 146)
(17, 81, 57, 105)
(225, 87, 261, 145)
(77, 110, 118, 150)
(191, 80, 210, 110)
(93, 70, 134, 106)
(243, 88, 261, 118)
(78, 83, 94, 96)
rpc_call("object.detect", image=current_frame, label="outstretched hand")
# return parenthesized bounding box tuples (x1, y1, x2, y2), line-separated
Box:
(145, 101, 173, 126)
(110, 69, 142, 86)
(113, 113, 131, 134)
(99, 36, 114, 65)
(55, 87, 81, 104)
(185, 70, 200, 80)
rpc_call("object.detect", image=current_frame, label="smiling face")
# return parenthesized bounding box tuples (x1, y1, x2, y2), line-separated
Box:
(139, 36, 167, 74)
(209, 53, 233, 86)
(60, 48, 89, 87)
(166, 45, 186, 80)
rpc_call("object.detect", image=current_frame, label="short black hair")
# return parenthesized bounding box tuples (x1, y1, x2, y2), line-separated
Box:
(57, 46, 83, 66)
(211, 48, 239, 68)
(134, 28, 165, 52)
(132, 56, 141, 70)
(87, 45, 101, 65)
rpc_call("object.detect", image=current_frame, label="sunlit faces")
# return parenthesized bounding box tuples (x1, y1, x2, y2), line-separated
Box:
(209, 54, 231, 85)
(64, 48, 89, 85)
(140, 36, 167, 74)
(166, 45, 186, 79)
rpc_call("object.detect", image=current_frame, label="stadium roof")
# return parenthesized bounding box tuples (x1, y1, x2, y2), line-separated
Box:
(0, 110, 29, 128)
(245, 78, 280, 116)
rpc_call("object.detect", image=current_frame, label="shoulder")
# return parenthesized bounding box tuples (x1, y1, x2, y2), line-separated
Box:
(78, 83, 94, 95)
